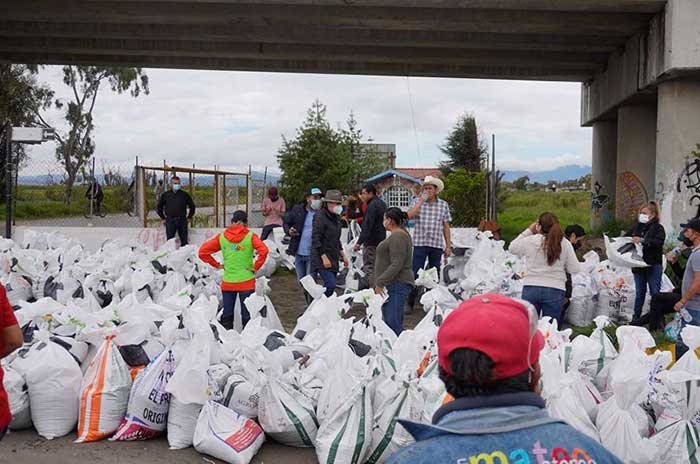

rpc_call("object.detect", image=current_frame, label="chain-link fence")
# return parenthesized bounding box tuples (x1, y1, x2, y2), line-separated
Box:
(13, 154, 141, 228)
(136, 165, 250, 229)
(9, 151, 254, 231)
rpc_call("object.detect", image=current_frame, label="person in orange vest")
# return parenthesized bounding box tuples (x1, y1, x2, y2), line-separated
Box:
(199, 210, 269, 330)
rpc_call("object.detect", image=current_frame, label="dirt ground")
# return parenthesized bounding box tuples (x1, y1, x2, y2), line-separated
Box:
(0, 271, 428, 463)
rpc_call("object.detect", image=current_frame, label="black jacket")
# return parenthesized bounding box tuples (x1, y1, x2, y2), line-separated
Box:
(629, 219, 665, 266)
(283, 202, 309, 256)
(311, 208, 343, 273)
(357, 197, 387, 247)
(157, 189, 195, 219)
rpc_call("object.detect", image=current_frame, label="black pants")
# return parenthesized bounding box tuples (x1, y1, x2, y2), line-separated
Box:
(165, 217, 189, 246)
(631, 291, 680, 331)
(261, 224, 281, 241)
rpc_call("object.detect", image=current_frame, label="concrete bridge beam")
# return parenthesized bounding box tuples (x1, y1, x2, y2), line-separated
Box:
(656, 78, 700, 235)
(615, 105, 657, 224)
(591, 121, 618, 230)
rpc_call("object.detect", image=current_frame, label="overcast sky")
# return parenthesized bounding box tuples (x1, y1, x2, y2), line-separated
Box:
(28, 65, 591, 176)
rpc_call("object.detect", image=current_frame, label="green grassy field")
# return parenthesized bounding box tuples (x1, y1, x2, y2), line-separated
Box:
(4, 184, 246, 220)
(498, 191, 591, 242)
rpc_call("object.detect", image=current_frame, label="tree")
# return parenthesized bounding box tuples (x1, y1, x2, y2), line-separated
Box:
(343, 111, 387, 191)
(0, 64, 54, 200)
(441, 169, 487, 227)
(439, 113, 489, 174)
(512, 175, 530, 191)
(50, 66, 148, 204)
(277, 100, 354, 203)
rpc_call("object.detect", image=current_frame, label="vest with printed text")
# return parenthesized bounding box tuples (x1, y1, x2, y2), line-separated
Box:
(219, 231, 255, 284)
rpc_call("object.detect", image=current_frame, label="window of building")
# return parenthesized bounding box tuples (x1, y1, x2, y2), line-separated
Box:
(384, 185, 412, 208)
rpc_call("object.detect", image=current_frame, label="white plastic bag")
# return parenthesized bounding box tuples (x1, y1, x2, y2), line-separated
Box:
(111, 348, 177, 441)
(258, 376, 319, 447)
(15, 333, 82, 439)
(366, 377, 423, 463)
(193, 401, 265, 464)
(76, 336, 132, 442)
(3, 364, 31, 430)
(316, 383, 373, 464)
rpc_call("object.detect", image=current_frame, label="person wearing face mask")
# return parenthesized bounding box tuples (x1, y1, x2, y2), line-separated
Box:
(631, 225, 695, 331)
(156, 175, 196, 246)
(629, 202, 666, 320)
(562, 224, 586, 317)
(374, 207, 415, 335)
(509, 212, 582, 325)
(261, 187, 286, 241)
(311, 189, 349, 297)
(674, 218, 700, 331)
(284, 187, 322, 305)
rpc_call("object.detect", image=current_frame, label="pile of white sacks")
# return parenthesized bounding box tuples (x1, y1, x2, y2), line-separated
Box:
(1, 228, 696, 464)
(444, 229, 674, 327)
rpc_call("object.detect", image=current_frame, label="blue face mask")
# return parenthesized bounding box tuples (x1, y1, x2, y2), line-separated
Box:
(172, 184, 181, 191)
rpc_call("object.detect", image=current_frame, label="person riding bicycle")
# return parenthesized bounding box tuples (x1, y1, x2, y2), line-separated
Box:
(85, 178, 104, 212)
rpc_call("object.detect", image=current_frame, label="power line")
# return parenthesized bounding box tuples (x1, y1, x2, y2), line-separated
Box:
(405, 76, 421, 159)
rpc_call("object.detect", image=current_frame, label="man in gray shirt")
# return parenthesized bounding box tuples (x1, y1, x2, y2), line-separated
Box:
(676, 218, 700, 315)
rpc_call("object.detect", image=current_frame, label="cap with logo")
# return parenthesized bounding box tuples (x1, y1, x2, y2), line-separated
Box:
(437, 293, 544, 381)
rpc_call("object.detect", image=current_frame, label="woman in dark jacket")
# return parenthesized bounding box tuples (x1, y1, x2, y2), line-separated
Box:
(630, 201, 666, 319)
(311, 189, 349, 296)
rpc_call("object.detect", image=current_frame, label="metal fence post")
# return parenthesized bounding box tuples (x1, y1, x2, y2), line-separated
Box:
(5, 124, 13, 239)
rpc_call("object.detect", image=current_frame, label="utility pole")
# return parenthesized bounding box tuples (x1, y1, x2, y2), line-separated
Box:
(5, 124, 12, 239)
(491, 134, 497, 221)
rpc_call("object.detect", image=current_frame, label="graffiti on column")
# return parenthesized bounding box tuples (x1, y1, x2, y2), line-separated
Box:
(591, 181, 609, 215)
(676, 148, 700, 218)
(617, 171, 648, 221)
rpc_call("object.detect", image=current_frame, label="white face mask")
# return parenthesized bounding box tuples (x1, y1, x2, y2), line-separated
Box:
(311, 199, 322, 210)
(333, 205, 343, 215)
(638, 213, 650, 224)
(172, 184, 181, 191)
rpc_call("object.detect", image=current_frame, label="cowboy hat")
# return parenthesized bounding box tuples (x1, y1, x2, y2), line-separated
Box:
(322, 189, 343, 203)
(423, 175, 444, 193)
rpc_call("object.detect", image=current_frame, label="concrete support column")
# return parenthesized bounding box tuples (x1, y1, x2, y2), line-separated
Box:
(591, 120, 618, 230)
(656, 78, 700, 236)
(615, 105, 657, 224)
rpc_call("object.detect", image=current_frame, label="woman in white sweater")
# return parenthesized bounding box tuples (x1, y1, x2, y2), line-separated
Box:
(509, 212, 582, 325)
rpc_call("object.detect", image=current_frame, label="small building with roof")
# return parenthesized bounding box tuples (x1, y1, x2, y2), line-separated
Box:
(364, 167, 442, 210)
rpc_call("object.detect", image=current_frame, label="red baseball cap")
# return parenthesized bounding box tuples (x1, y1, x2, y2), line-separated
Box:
(437, 293, 544, 381)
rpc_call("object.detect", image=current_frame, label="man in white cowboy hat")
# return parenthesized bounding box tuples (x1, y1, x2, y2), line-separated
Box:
(407, 175, 452, 306)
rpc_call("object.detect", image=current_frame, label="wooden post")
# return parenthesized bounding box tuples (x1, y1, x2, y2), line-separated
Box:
(222, 174, 227, 226)
(214, 166, 219, 228)
(141, 167, 148, 228)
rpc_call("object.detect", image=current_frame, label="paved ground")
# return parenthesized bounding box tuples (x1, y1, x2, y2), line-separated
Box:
(0, 430, 318, 464)
(0, 272, 427, 462)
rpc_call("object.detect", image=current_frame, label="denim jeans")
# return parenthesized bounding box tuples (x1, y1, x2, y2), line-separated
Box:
(165, 216, 189, 245)
(318, 270, 337, 297)
(221, 289, 254, 330)
(522, 285, 566, 326)
(633, 264, 663, 319)
(382, 282, 413, 336)
(412, 246, 443, 277)
(294, 255, 313, 304)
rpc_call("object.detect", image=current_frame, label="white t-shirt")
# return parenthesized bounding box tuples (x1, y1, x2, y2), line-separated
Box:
(509, 229, 583, 291)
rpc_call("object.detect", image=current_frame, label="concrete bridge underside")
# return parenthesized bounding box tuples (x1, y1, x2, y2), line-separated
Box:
(0, 0, 667, 80)
(1, 0, 699, 233)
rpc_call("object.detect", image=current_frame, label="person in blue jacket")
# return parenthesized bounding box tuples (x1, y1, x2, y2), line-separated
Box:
(387, 293, 623, 464)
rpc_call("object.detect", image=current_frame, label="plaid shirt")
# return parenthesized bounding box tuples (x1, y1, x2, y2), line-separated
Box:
(410, 197, 452, 249)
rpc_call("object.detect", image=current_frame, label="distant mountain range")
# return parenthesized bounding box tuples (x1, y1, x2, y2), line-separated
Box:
(502, 165, 591, 183)
(18, 170, 280, 186)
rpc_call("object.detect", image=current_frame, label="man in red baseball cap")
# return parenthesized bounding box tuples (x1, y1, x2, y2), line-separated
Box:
(0, 283, 23, 440)
(387, 293, 622, 464)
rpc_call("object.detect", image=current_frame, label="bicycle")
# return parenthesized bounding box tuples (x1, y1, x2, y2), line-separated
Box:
(83, 200, 107, 218)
